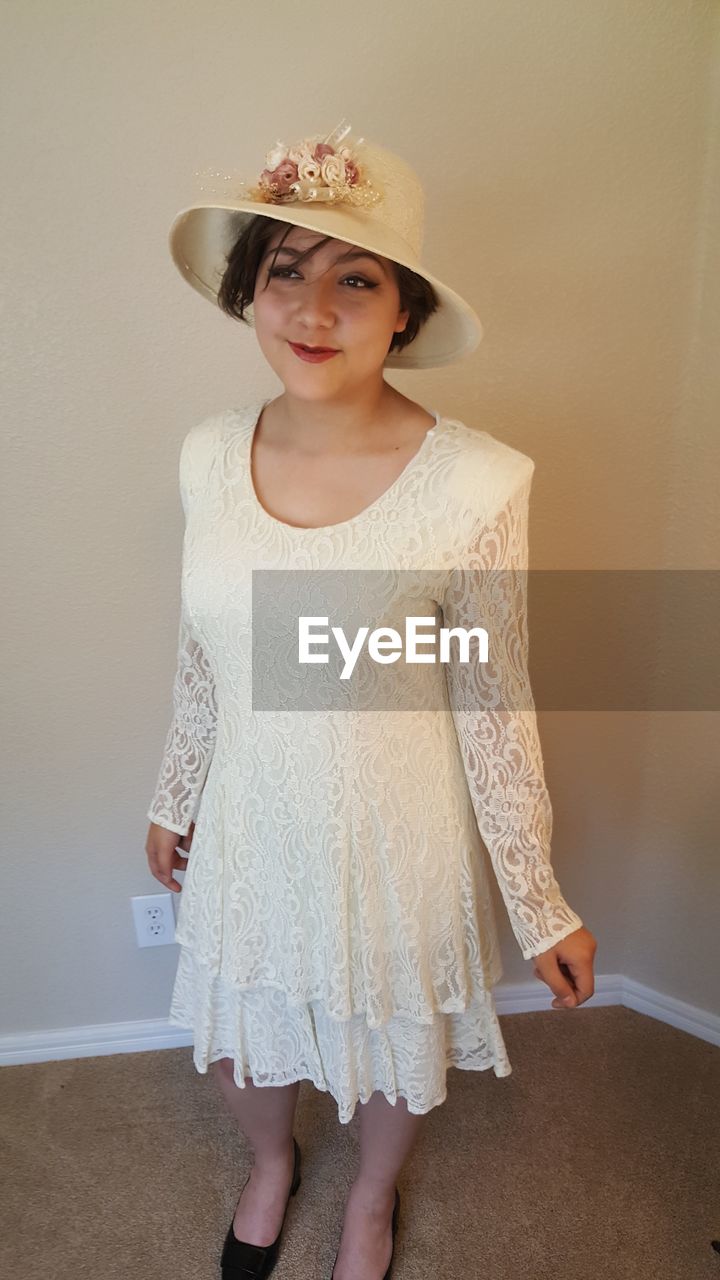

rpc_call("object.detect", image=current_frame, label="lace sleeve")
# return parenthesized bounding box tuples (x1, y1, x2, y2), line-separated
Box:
(146, 428, 218, 837)
(440, 463, 583, 959)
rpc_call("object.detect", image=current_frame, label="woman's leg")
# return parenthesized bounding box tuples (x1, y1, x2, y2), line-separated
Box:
(332, 1090, 426, 1280)
(212, 1058, 301, 1247)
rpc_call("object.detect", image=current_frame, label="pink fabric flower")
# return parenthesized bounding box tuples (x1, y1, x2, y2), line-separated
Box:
(249, 128, 380, 208)
(260, 159, 298, 195)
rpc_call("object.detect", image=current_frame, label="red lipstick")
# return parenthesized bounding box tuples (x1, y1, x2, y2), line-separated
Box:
(288, 342, 340, 363)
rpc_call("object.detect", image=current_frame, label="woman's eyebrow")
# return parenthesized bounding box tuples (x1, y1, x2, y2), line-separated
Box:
(334, 249, 387, 270)
(266, 245, 388, 273)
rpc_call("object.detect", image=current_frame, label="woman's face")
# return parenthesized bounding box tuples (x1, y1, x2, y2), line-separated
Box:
(251, 225, 409, 396)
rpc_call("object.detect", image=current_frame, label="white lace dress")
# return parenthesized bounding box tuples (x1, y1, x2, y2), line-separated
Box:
(147, 399, 583, 1124)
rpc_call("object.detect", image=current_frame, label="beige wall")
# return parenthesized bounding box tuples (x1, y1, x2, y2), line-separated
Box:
(2, 0, 718, 1035)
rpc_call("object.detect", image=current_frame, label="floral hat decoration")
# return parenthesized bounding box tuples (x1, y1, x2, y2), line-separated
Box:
(168, 119, 484, 369)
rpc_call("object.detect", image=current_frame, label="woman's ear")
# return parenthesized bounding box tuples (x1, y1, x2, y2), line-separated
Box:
(394, 307, 410, 334)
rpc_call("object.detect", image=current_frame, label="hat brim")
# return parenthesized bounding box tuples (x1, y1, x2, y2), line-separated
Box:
(168, 203, 483, 370)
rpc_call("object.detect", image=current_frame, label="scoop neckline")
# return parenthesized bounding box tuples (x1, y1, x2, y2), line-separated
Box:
(242, 398, 443, 535)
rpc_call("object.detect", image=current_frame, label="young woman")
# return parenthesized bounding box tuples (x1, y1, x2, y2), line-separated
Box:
(145, 123, 597, 1280)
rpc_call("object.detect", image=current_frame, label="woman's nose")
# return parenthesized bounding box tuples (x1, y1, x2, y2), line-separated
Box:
(292, 271, 337, 318)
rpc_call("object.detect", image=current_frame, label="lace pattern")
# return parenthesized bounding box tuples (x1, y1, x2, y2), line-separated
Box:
(146, 429, 218, 835)
(440, 469, 583, 959)
(169, 946, 512, 1125)
(145, 403, 584, 1121)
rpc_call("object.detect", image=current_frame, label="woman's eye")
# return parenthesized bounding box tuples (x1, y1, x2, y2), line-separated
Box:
(343, 275, 376, 289)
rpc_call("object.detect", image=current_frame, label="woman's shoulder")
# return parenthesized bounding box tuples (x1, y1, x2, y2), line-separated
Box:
(437, 414, 536, 522)
(180, 404, 249, 454)
(179, 405, 255, 488)
(178, 406, 249, 508)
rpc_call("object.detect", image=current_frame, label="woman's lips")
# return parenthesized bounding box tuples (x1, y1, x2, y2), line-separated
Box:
(288, 342, 340, 363)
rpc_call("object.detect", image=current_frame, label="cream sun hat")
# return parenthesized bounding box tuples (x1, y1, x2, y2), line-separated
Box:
(168, 119, 484, 370)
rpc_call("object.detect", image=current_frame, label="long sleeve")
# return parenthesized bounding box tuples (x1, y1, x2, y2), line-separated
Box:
(440, 462, 583, 960)
(146, 428, 218, 837)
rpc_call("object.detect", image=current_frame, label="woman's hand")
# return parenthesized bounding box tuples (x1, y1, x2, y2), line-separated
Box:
(531, 926, 597, 1008)
(145, 821, 194, 893)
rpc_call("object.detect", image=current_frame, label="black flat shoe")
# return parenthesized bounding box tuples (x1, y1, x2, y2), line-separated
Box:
(330, 1186, 400, 1280)
(220, 1136, 302, 1279)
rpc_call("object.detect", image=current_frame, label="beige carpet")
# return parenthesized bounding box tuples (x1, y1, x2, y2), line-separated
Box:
(2, 1005, 719, 1279)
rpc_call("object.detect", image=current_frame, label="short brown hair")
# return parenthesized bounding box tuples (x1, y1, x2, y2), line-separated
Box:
(217, 215, 440, 357)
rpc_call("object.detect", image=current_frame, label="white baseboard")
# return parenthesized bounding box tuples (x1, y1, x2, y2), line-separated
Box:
(1, 972, 718, 1066)
(493, 972, 720, 1046)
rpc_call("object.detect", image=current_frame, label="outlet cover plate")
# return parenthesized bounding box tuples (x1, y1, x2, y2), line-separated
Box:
(131, 893, 177, 947)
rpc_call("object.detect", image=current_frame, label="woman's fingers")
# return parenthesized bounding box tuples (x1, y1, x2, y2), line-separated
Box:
(145, 823, 191, 892)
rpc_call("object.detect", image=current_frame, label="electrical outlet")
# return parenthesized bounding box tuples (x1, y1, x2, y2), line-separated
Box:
(131, 893, 177, 947)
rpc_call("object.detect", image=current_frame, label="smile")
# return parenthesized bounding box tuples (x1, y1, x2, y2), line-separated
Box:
(288, 342, 340, 363)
